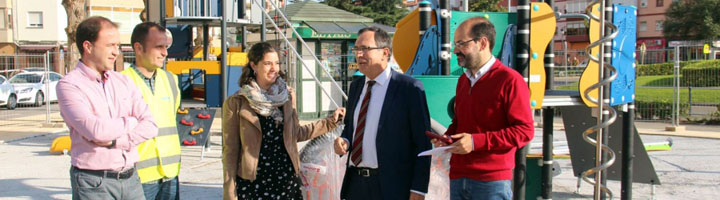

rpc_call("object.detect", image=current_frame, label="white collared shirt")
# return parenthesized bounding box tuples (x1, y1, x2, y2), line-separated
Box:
(351, 65, 392, 169)
(464, 56, 496, 87)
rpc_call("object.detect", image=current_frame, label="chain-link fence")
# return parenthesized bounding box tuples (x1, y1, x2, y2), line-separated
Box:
(0, 53, 64, 128)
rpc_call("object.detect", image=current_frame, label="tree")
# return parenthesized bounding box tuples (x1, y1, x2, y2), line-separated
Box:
(140, 0, 148, 22)
(469, 0, 505, 12)
(324, 0, 408, 26)
(62, 0, 87, 72)
(663, 0, 720, 40)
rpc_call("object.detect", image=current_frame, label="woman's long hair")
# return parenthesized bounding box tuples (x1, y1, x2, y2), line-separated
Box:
(239, 42, 287, 87)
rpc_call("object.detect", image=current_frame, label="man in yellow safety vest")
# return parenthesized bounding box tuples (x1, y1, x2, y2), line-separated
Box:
(122, 22, 182, 200)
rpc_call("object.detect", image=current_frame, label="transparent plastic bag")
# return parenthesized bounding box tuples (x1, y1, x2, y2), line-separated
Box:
(299, 124, 347, 200)
(426, 150, 451, 199)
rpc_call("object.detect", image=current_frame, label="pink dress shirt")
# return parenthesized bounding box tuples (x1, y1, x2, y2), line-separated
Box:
(57, 61, 158, 171)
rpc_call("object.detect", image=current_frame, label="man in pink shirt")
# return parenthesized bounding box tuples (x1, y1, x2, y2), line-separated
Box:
(57, 16, 158, 200)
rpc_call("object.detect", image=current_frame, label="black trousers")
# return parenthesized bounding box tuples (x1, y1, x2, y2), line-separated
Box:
(343, 168, 383, 200)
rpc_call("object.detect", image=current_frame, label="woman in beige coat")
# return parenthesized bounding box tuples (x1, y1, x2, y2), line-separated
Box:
(222, 42, 345, 200)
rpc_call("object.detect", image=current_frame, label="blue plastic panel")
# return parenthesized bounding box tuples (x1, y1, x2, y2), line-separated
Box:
(225, 66, 244, 97)
(610, 5, 637, 106)
(407, 26, 440, 75)
(167, 25, 193, 60)
(205, 74, 222, 107)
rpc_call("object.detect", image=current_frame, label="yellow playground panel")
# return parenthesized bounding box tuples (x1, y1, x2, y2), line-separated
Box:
(528, 2, 556, 109)
(167, 61, 222, 75)
(166, 50, 248, 75)
(192, 47, 245, 59)
(393, 9, 437, 72)
(578, 4, 601, 107)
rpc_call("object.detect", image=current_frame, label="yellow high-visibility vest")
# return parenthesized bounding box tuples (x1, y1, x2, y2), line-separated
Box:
(122, 66, 182, 183)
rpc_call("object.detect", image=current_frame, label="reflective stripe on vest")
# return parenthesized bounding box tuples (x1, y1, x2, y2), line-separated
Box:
(122, 67, 182, 183)
(164, 70, 179, 109)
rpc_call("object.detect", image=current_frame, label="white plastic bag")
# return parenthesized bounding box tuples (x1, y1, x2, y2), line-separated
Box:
(426, 150, 452, 199)
(299, 124, 347, 200)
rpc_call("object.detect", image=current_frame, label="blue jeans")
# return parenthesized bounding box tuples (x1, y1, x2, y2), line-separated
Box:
(450, 178, 512, 200)
(142, 177, 179, 200)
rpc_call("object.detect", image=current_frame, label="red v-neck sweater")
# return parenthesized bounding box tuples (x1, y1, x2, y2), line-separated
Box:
(445, 61, 535, 181)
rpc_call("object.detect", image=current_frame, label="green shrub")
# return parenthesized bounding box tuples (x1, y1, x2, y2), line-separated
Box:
(637, 61, 699, 76)
(635, 100, 689, 120)
(681, 60, 720, 87)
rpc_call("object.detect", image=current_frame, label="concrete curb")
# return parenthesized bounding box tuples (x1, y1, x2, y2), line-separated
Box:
(0, 129, 68, 144)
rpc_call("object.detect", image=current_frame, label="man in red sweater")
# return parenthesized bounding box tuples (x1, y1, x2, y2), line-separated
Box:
(432, 17, 535, 200)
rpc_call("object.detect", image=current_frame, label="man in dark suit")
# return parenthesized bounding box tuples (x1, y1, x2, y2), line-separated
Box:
(333, 27, 432, 200)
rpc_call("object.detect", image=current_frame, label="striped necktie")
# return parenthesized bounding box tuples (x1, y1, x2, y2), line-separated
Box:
(350, 80, 376, 166)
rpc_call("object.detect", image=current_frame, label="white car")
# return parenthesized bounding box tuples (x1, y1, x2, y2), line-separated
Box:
(0, 74, 17, 109)
(9, 72, 63, 107)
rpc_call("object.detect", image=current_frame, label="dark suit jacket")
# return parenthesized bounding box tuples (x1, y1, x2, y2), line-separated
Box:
(340, 70, 432, 199)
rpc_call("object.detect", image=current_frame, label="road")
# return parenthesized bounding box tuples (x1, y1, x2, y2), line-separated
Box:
(0, 103, 60, 121)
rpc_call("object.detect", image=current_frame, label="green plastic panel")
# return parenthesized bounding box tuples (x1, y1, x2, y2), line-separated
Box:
(415, 75, 460, 128)
(449, 11, 517, 75)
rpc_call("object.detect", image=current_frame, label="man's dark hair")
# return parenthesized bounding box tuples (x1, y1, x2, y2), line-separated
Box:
(467, 17, 496, 51)
(75, 16, 118, 55)
(358, 26, 393, 60)
(131, 22, 166, 51)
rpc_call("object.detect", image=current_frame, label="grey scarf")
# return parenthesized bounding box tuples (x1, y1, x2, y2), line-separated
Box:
(239, 77, 289, 125)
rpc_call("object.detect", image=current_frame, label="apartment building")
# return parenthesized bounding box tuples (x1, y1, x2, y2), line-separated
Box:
(13, 0, 67, 54)
(637, 0, 671, 50)
(0, 0, 13, 54)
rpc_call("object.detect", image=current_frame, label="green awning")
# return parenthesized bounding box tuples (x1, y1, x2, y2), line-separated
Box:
(305, 21, 395, 34)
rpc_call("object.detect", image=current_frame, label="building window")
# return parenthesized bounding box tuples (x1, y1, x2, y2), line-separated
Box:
(639, 21, 647, 31)
(27, 11, 42, 28)
(0, 9, 5, 30)
(566, 22, 587, 36)
(641, 0, 648, 7)
(90, 7, 142, 34)
(656, 0, 664, 7)
(7, 9, 11, 29)
(567, 1, 589, 14)
(656, 20, 663, 30)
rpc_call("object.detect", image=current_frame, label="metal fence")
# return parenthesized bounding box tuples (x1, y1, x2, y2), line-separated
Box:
(552, 48, 720, 123)
(0, 53, 63, 128)
(1, 45, 718, 127)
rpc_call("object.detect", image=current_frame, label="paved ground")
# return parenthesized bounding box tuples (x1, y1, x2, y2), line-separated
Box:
(0, 116, 718, 199)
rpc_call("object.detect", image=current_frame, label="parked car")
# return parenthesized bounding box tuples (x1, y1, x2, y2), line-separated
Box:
(20, 67, 47, 73)
(0, 74, 17, 110)
(0, 69, 21, 79)
(9, 72, 63, 107)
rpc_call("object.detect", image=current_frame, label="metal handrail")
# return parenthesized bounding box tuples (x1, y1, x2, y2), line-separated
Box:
(264, 0, 348, 101)
(254, 0, 347, 108)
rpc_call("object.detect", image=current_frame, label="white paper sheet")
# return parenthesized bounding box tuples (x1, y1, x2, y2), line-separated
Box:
(418, 146, 453, 157)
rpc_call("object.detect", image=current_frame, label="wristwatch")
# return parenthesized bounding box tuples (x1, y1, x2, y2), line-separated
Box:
(107, 140, 117, 149)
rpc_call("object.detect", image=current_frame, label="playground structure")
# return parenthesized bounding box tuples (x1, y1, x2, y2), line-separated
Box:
(135, 0, 658, 200)
(145, 0, 264, 108)
(393, 0, 656, 200)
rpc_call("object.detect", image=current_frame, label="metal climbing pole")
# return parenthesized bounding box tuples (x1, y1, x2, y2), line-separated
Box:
(580, 0, 619, 199)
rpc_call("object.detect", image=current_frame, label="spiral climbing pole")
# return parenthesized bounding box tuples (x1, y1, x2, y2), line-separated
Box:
(579, 0, 620, 199)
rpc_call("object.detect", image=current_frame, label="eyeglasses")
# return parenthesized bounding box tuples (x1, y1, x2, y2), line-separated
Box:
(352, 46, 385, 53)
(452, 38, 480, 49)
